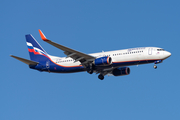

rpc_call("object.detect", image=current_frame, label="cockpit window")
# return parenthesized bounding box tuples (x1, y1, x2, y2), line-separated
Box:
(157, 49, 165, 51)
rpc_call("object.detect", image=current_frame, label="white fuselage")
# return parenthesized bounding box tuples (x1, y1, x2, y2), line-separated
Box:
(49, 47, 171, 68)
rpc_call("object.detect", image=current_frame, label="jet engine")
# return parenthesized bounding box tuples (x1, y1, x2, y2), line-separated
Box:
(94, 56, 112, 66)
(112, 67, 130, 76)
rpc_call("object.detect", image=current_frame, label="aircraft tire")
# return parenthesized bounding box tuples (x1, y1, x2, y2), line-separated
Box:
(154, 65, 157, 69)
(98, 74, 104, 80)
(87, 69, 93, 74)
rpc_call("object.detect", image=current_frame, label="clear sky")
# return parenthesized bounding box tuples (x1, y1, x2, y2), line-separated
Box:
(1, 0, 180, 120)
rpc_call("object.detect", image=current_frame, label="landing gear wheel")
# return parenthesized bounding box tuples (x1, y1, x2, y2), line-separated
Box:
(153, 65, 157, 69)
(98, 74, 104, 80)
(87, 63, 94, 74)
(87, 69, 93, 74)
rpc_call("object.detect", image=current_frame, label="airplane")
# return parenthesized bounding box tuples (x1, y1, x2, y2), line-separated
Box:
(10, 30, 171, 80)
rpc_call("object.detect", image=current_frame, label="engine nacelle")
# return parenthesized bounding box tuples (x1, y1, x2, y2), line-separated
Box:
(112, 67, 130, 76)
(94, 56, 112, 66)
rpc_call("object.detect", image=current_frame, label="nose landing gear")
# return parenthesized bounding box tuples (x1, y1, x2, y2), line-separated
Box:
(153, 64, 157, 69)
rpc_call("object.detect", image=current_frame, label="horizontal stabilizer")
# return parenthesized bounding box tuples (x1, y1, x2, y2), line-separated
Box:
(10, 55, 39, 65)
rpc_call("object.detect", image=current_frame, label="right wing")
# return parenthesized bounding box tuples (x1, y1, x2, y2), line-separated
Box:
(38, 29, 96, 66)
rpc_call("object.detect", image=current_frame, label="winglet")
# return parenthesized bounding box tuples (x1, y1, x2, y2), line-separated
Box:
(38, 29, 49, 41)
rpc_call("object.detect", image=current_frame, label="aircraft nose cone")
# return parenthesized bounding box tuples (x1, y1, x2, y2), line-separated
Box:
(165, 51, 171, 58)
(167, 51, 171, 57)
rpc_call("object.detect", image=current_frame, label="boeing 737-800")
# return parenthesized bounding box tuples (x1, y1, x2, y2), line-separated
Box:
(10, 30, 171, 80)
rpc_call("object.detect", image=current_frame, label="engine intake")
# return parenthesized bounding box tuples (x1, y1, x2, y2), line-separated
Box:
(94, 56, 112, 66)
(112, 67, 130, 76)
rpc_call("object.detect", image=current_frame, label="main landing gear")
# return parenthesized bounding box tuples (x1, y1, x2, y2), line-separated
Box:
(98, 74, 104, 80)
(87, 63, 94, 74)
(86, 64, 105, 80)
(87, 69, 93, 74)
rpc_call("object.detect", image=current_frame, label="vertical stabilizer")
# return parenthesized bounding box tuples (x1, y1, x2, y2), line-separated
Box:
(26, 34, 49, 62)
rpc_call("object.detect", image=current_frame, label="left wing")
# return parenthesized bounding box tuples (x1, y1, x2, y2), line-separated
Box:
(38, 30, 96, 66)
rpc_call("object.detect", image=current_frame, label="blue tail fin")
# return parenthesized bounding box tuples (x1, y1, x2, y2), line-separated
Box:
(26, 34, 49, 62)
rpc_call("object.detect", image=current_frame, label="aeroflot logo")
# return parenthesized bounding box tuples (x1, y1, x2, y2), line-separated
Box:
(128, 47, 146, 52)
(26, 42, 47, 55)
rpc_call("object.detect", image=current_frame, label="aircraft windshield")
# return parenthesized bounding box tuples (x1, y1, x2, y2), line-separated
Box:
(157, 49, 165, 51)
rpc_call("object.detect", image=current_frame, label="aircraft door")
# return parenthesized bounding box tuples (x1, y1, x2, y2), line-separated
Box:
(46, 60, 50, 72)
(148, 48, 153, 55)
